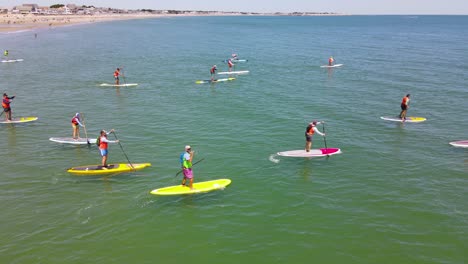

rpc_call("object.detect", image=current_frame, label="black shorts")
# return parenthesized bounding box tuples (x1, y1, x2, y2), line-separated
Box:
(305, 132, 312, 142)
(3, 107, 10, 112)
(401, 104, 407, 110)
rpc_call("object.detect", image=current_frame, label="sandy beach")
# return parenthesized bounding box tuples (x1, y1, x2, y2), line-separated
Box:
(0, 13, 167, 33)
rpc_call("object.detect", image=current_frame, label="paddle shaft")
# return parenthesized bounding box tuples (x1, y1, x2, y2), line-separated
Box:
(120, 67, 127, 86)
(112, 132, 134, 170)
(81, 113, 90, 145)
(175, 158, 205, 177)
(322, 123, 329, 157)
(0, 109, 4, 117)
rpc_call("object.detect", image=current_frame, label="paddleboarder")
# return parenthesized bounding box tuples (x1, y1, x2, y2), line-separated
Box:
(71, 113, 85, 140)
(227, 59, 234, 72)
(328, 56, 334, 66)
(305, 121, 325, 152)
(181, 145, 195, 189)
(210, 65, 217, 81)
(114, 68, 121, 85)
(2, 93, 15, 121)
(399, 94, 410, 121)
(98, 129, 119, 169)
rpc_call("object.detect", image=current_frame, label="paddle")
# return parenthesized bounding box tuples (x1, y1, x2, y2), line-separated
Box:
(322, 122, 329, 157)
(120, 67, 127, 86)
(175, 158, 205, 178)
(80, 112, 90, 145)
(0, 109, 4, 118)
(112, 131, 134, 170)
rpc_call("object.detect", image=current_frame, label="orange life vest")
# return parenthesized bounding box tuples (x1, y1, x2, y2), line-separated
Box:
(401, 96, 409, 105)
(2, 97, 10, 109)
(99, 136, 108, 149)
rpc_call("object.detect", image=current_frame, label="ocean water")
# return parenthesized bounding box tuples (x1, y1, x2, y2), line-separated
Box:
(0, 15, 467, 263)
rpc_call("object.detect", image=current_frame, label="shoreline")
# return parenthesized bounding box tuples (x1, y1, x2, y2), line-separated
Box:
(0, 13, 175, 33)
(0, 13, 345, 33)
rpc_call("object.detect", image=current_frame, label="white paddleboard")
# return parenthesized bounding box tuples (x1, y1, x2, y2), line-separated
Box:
(99, 83, 138, 87)
(217, 70, 249, 75)
(380, 116, 427, 123)
(320, 64, 343, 68)
(449, 140, 468, 148)
(277, 148, 342, 157)
(49, 137, 97, 145)
(1, 59, 24, 63)
(223, 59, 248, 63)
(0, 116, 38, 124)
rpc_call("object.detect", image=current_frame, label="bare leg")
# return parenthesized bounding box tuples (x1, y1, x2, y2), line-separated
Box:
(102, 155, 108, 167)
(305, 141, 312, 152)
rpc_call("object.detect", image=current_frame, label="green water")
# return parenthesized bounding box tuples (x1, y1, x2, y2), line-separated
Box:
(0, 16, 467, 263)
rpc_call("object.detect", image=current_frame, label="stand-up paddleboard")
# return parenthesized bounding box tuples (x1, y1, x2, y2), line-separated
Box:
(1, 59, 24, 63)
(0, 116, 38, 124)
(223, 59, 248, 63)
(449, 140, 468, 148)
(277, 148, 342, 158)
(99, 83, 138, 87)
(380, 116, 426, 123)
(67, 163, 151, 175)
(49, 137, 97, 145)
(196, 77, 235, 84)
(150, 179, 232, 196)
(217, 70, 249, 75)
(320, 64, 343, 68)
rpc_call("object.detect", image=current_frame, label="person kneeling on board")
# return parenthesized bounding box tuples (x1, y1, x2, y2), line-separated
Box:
(305, 121, 325, 152)
(98, 129, 118, 169)
(181, 145, 195, 190)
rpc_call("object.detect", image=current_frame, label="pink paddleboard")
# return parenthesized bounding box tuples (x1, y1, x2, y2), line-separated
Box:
(277, 148, 342, 157)
(449, 140, 468, 148)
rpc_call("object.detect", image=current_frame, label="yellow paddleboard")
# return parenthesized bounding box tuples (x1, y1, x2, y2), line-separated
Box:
(0, 116, 38, 124)
(150, 179, 232, 196)
(67, 163, 151, 175)
(380, 116, 426, 123)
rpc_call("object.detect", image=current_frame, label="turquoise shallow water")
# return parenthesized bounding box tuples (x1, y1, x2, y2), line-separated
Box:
(0, 15, 467, 263)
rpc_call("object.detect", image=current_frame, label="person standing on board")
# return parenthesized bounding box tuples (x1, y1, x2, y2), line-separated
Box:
(305, 121, 325, 152)
(114, 68, 122, 85)
(71, 113, 85, 140)
(210, 65, 217, 81)
(98, 129, 118, 169)
(328, 56, 334, 66)
(399, 94, 410, 121)
(2, 93, 15, 121)
(227, 59, 234, 72)
(181, 145, 195, 189)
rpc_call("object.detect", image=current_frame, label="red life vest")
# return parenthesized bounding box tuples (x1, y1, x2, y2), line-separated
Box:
(401, 96, 409, 105)
(307, 125, 315, 135)
(210, 67, 217, 74)
(2, 97, 10, 109)
(71, 117, 79, 125)
(99, 136, 108, 149)
(114, 70, 120, 78)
